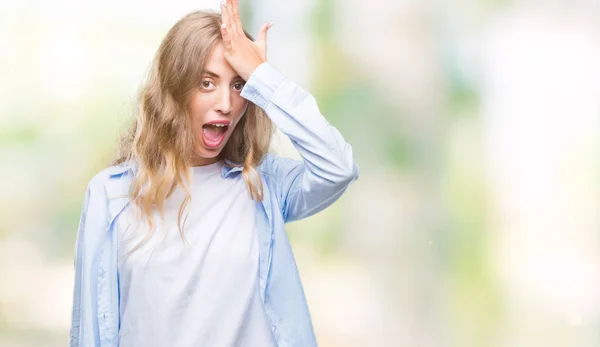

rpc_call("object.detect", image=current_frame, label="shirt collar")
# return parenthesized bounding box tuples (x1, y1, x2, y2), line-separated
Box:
(221, 160, 243, 178)
(106, 162, 135, 178)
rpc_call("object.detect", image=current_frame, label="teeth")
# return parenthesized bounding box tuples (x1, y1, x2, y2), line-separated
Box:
(212, 124, 227, 127)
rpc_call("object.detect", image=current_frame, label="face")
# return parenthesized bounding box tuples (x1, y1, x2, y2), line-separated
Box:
(188, 42, 248, 166)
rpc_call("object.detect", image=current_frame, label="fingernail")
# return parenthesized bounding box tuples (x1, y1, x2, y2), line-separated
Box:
(267, 22, 274, 28)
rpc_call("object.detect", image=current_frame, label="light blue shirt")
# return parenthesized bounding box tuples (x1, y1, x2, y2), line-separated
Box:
(70, 62, 359, 347)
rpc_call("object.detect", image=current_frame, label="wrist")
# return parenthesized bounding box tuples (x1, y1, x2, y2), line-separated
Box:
(242, 59, 266, 81)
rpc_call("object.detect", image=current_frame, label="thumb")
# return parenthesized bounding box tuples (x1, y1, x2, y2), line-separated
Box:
(255, 22, 273, 51)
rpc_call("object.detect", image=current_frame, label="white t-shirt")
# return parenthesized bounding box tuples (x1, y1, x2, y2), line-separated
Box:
(116, 161, 277, 347)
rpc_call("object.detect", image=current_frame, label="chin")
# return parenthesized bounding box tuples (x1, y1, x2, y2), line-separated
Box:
(195, 146, 222, 159)
(191, 138, 229, 165)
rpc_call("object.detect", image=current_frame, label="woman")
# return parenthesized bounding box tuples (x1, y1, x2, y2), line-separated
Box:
(70, 1, 358, 346)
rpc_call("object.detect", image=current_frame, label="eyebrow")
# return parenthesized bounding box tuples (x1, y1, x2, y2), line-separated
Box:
(202, 70, 242, 80)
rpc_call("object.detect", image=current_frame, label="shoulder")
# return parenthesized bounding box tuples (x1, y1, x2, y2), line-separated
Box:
(258, 153, 301, 178)
(85, 162, 135, 196)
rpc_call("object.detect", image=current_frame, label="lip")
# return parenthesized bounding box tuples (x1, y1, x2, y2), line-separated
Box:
(203, 120, 231, 126)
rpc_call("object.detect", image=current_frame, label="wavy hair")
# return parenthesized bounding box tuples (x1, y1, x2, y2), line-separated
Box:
(112, 10, 273, 249)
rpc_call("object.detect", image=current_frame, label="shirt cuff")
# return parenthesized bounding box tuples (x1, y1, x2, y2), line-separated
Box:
(240, 62, 287, 110)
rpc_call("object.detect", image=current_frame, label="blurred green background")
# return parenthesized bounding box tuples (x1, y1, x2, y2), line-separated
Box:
(1, 0, 599, 346)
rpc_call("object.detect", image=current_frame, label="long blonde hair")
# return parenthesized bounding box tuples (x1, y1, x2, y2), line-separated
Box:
(113, 10, 272, 246)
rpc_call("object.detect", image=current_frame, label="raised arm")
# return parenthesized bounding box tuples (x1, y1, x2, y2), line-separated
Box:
(242, 63, 359, 221)
(219, 0, 358, 222)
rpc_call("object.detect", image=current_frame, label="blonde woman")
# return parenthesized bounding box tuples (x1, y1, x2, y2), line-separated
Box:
(70, 1, 358, 346)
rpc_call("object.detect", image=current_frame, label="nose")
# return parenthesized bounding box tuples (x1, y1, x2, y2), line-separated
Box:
(214, 87, 233, 115)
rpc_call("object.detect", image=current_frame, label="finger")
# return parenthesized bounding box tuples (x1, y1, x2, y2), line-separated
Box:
(221, 1, 230, 28)
(255, 22, 273, 60)
(226, 0, 238, 35)
(221, 23, 233, 51)
(255, 22, 273, 49)
(232, 0, 244, 36)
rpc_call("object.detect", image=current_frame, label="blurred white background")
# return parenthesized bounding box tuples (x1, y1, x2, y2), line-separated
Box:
(0, 0, 598, 346)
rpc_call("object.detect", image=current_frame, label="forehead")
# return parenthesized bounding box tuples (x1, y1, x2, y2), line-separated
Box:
(203, 43, 238, 78)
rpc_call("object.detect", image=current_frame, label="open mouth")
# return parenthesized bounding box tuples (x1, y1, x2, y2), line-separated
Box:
(201, 123, 229, 148)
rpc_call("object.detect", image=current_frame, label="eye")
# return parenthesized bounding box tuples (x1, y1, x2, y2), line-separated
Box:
(232, 82, 245, 91)
(200, 80, 216, 90)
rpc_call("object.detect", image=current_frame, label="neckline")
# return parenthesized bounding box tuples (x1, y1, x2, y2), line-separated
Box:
(189, 160, 223, 175)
